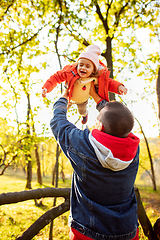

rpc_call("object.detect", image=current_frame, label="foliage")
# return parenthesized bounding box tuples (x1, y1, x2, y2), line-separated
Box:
(137, 137, 160, 186)
(32, 137, 73, 178)
(0, 0, 160, 139)
(1, 0, 160, 127)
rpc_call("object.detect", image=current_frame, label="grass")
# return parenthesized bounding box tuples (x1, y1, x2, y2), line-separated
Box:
(0, 168, 71, 240)
(0, 168, 160, 239)
(136, 185, 160, 224)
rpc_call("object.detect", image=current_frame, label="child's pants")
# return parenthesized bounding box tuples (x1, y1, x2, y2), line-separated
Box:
(68, 100, 88, 116)
(69, 227, 139, 240)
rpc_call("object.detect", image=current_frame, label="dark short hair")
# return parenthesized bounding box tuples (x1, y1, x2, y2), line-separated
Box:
(101, 101, 134, 138)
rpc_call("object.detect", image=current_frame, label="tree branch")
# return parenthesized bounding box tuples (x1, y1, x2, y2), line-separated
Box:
(135, 187, 154, 240)
(0, 0, 16, 21)
(114, 2, 129, 28)
(94, 0, 109, 34)
(16, 198, 70, 240)
(0, 187, 70, 206)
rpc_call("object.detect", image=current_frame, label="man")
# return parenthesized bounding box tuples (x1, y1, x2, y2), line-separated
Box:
(50, 83, 140, 240)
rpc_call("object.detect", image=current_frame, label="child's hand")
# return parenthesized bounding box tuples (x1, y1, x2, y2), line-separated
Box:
(118, 85, 128, 95)
(42, 88, 47, 97)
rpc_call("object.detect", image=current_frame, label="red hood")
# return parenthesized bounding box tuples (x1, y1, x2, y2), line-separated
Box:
(91, 129, 140, 161)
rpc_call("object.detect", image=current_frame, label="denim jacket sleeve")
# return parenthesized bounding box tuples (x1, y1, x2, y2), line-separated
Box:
(50, 97, 93, 170)
(50, 97, 76, 153)
(96, 99, 108, 112)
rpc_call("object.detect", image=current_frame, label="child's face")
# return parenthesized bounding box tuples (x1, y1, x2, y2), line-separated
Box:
(77, 58, 95, 78)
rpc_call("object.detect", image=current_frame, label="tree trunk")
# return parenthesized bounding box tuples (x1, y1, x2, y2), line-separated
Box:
(55, 144, 60, 188)
(49, 143, 60, 240)
(135, 187, 154, 240)
(61, 168, 65, 182)
(135, 117, 157, 191)
(35, 144, 42, 185)
(154, 218, 160, 240)
(24, 91, 33, 190)
(156, 66, 160, 119)
(25, 159, 32, 189)
(51, 163, 56, 186)
(103, 36, 116, 101)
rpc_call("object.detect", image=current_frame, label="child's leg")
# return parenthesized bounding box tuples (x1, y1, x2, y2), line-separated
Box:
(77, 100, 88, 116)
(77, 101, 88, 124)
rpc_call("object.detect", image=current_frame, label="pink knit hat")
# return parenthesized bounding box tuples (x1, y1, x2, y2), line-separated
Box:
(78, 45, 101, 70)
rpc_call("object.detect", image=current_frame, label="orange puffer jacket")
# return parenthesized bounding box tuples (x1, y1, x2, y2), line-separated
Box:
(42, 60, 121, 102)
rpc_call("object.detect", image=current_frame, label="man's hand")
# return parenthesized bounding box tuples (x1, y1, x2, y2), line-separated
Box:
(90, 81, 101, 103)
(62, 88, 69, 100)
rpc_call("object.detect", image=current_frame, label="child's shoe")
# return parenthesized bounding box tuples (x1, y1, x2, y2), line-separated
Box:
(81, 113, 88, 124)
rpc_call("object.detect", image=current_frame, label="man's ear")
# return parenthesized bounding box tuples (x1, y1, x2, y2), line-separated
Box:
(95, 120, 104, 131)
(101, 124, 105, 132)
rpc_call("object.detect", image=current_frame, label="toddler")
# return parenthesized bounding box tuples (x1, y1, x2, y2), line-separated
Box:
(42, 45, 127, 124)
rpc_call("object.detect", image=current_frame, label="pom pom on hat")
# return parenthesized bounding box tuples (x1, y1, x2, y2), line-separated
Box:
(78, 45, 101, 70)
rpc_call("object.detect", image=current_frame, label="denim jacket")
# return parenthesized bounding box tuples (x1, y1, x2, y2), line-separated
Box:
(50, 97, 140, 240)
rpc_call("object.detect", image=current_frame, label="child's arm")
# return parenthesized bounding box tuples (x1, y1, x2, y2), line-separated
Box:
(42, 73, 62, 98)
(42, 66, 69, 97)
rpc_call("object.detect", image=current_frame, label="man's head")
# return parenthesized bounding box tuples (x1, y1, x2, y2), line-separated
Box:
(97, 101, 134, 138)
